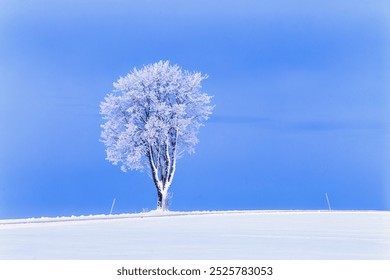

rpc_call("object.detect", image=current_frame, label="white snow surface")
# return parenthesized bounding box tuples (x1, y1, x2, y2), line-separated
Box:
(0, 210, 389, 259)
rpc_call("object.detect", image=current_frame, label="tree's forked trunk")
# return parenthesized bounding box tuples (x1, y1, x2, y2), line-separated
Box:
(148, 137, 176, 211)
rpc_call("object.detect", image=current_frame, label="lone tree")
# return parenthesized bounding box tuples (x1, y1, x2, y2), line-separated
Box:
(100, 61, 213, 211)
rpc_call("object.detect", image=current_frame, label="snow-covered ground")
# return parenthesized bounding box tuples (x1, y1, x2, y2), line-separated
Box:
(0, 210, 389, 259)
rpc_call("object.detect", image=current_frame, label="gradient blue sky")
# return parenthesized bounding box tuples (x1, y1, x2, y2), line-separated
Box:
(1, 0, 389, 219)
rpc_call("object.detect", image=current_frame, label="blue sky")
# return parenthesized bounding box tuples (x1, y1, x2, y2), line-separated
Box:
(0, 0, 389, 218)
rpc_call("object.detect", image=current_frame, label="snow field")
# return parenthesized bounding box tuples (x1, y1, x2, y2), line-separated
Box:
(0, 210, 389, 259)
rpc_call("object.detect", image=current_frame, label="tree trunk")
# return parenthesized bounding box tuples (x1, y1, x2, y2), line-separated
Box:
(157, 188, 169, 211)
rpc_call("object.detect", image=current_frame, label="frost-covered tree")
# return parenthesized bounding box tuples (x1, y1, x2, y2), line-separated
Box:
(100, 61, 213, 211)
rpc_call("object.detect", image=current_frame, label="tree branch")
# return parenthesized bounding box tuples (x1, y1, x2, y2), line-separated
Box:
(148, 145, 162, 192)
(167, 129, 178, 185)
